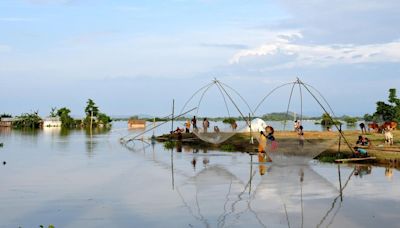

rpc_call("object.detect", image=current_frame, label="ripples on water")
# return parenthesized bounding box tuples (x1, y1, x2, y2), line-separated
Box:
(0, 121, 399, 228)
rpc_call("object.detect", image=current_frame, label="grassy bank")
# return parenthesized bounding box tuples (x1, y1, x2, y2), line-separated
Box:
(157, 130, 400, 166)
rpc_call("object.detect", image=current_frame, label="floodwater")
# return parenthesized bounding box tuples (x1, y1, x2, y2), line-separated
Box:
(0, 121, 399, 228)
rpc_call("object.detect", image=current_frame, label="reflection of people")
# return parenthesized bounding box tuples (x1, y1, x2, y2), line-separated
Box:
(203, 118, 210, 133)
(176, 141, 182, 152)
(185, 120, 191, 133)
(385, 167, 393, 181)
(258, 153, 267, 175)
(191, 158, 197, 170)
(299, 168, 304, 182)
(258, 131, 267, 153)
(354, 165, 372, 177)
(203, 157, 209, 166)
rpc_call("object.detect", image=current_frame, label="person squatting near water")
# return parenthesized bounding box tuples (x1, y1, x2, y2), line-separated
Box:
(353, 146, 368, 158)
(356, 135, 371, 147)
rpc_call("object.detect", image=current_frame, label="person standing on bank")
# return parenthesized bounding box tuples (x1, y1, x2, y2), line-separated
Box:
(191, 116, 197, 131)
(203, 118, 210, 133)
(359, 122, 366, 134)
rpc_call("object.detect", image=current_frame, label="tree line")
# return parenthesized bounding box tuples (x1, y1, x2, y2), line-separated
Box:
(1, 99, 111, 129)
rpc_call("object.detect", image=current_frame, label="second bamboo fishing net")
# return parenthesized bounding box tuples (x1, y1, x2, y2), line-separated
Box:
(248, 121, 337, 165)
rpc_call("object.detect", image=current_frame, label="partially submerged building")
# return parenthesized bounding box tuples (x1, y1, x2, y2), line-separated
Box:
(0, 118, 15, 127)
(128, 119, 146, 129)
(43, 117, 62, 127)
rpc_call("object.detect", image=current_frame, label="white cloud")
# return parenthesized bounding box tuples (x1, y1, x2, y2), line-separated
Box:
(230, 36, 400, 68)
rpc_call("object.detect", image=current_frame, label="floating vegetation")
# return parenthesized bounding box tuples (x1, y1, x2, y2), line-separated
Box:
(39, 225, 55, 228)
(220, 144, 236, 152)
(163, 141, 176, 149)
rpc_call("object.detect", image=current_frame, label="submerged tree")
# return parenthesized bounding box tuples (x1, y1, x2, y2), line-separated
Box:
(57, 107, 75, 128)
(49, 107, 58, 118)
(84, 99, 99, 117)
(83, 99, 111, 128)
(13, 111, 42, 129)
(0, 113, 12, 118)
(343, 116, 357, 125)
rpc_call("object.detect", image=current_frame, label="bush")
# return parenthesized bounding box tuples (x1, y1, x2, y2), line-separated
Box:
(13, 112, 42, 129)
(344, 116, 357, 125)
(220, 144, 236, 152)
(223, 118, 236, 125)
(163, 141, 176, 149)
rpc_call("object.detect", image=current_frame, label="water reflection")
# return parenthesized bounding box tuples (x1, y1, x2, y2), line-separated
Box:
(124, 140, 399, 227)
(123, 141, 351, 227)
(1, 124, 399, 227)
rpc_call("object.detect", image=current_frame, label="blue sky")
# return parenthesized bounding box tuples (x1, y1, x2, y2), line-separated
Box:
(1, 0, 400, 117)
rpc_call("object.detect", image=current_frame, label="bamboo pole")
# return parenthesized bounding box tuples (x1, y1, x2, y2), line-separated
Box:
(171, 99, 175, 133)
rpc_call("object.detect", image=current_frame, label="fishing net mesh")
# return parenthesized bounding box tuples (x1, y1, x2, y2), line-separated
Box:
(252, 131, 336, 165)
(246, 118, 336, 165)
(192, 123, 246, 144)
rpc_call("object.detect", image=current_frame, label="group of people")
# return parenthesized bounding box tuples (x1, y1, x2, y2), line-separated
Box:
(171, 116, 239, 136)
(189, 116, 210, 133)
(181, 116, 209, 133)
(185, 116, 236, 134)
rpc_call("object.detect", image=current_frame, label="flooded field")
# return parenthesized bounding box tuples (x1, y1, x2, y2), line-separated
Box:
(0, 122, 399, 228)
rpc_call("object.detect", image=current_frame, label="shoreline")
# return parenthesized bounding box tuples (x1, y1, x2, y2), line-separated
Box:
(156, 130, 400, 167)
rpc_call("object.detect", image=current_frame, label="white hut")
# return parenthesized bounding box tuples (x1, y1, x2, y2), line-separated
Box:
(43, 117, 62, 127)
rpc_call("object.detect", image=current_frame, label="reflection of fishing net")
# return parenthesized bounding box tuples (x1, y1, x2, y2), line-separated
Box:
(180, 79, 252, 144)
(252, 131, 336, 165)
(252, 164, 339, 227)
(177, 165, 245, 227)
